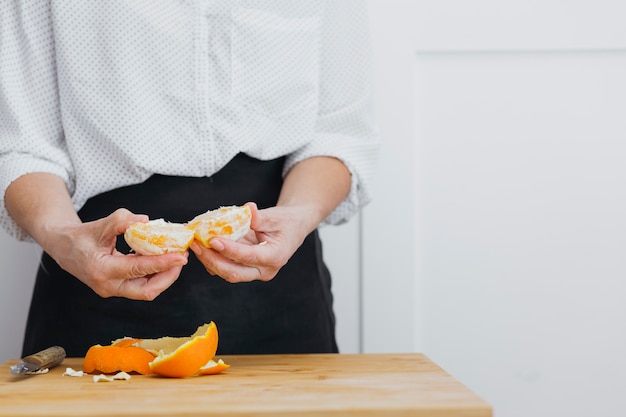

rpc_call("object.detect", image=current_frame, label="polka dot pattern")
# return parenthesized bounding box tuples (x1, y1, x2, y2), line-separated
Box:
(0, 1, 379, 240)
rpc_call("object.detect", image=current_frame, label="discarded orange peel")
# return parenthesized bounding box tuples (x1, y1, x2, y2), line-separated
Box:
(198, 358, 230, 375)
(93, 371, 132, 383)
(143, 322, 220, 378)
(83, 345, 155, 375)
(83, 322, 227, 378)
(125, 205, 251, 255)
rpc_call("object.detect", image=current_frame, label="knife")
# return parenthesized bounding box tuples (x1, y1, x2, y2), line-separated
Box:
(10, 346, 66, 375)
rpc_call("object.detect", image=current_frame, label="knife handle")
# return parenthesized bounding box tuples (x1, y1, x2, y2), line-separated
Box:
(23, 346, 66, 370)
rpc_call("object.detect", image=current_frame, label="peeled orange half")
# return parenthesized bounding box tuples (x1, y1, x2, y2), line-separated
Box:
(189, 205, 252, 248)
(124, 219, 195, 255)
(124, 205, 251, 255)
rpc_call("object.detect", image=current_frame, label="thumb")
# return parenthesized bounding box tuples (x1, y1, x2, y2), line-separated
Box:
(106, 208, 149, 237)
(245, 202, 262, 230)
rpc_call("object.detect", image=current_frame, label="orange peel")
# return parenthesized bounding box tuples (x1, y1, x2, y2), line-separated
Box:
(140, 322, 219, 378)
(83, 322, 223, 378)
(83, 345, 155, 375)
(197, 358, 230, 375)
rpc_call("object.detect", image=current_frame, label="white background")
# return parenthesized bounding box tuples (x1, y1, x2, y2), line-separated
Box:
(362, 1, 626, 416)
(2, 1, 626, 416)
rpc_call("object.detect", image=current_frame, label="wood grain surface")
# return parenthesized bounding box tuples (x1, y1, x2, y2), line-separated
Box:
(1, 353, 491, 417)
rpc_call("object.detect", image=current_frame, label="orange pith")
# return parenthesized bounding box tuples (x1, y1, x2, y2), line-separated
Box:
(111, 337, 142, 348)
(145, 322, 219, 378)
(83, 345, 155, 375)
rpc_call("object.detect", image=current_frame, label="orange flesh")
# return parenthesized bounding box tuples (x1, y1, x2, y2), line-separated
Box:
(126, 206, 249, 252)
(191, 206, 250, 247)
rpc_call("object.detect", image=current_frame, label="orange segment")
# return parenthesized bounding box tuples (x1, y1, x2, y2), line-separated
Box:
(124, 219, 195, 255)
(145, 322, 219, 378)
(188, 205, 251, 248)
(197, 358, 230, 375)
(83, 345, 156, 375)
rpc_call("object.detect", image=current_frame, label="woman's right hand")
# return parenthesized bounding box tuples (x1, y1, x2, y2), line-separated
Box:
(46, 208, 189, 300)
(5, 173, 187, 301)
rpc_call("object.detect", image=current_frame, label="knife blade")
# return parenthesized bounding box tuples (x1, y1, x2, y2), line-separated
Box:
(10, 346, 66, 375)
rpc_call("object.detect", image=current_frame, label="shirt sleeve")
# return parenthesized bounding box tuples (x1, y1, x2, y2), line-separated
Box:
(283, 0, 380, 226)
(0, 1, 74, 240)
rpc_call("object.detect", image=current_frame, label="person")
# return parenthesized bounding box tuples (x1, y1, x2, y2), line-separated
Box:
(0, 1, 379, 357)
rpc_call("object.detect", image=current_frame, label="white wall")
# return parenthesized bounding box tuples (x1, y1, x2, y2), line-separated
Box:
(0, 238, 40, 362)
(414, 49, 626, 417)
(319, 218, 361, 354)
(361, 0, 418, 354)
(360, 1, 626, 416)
(373, 1, 626, 417)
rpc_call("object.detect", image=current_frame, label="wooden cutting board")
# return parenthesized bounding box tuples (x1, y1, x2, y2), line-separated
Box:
(1, 353, 491, 417)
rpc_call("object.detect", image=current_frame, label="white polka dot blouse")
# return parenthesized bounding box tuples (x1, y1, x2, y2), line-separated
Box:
(0, 1, 379, 240)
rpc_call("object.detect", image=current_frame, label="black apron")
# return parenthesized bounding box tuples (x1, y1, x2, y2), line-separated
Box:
(22, 154, 338, 357)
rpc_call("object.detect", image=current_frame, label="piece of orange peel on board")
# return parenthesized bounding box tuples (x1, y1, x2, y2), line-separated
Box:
(82, 322, 228, 378)
(140, 322, 220, 378)
(124, 205, 251, 255)
(83, 343, 155, 375)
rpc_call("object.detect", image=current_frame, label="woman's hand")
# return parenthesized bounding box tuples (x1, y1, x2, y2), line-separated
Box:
(190, 202, 311, 283)
(48, 208, 189, 300)
(5, 173, 188, 300)
(190, 155, 353, 283)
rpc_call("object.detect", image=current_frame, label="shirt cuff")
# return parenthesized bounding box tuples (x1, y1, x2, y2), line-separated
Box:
(283, 132, 379, 226)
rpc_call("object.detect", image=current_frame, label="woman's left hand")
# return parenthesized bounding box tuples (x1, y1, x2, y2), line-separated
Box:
(191, 156, 352, 283)
(190, 202, 315, 283)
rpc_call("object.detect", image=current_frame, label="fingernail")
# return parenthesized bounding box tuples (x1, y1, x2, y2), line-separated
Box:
(210, 239, 224, 251)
